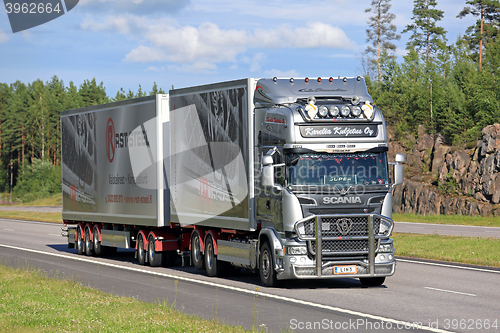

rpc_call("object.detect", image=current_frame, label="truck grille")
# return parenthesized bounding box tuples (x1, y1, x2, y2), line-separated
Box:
(309, 239, 369, 255)
(302, 216, 381, 238)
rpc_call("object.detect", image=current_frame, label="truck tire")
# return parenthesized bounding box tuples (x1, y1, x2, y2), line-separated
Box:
(191, 231, 205, 270)
(259, 242, 279, 287)
(359, 277, 385, 287)
(204, 234, 220, 277)
(85, 227, 94, 256)
(137, 234, 147, 265)
(93, 226, 102, 256)
(76, 227, 85, 255)
(148, 236, 163, 267)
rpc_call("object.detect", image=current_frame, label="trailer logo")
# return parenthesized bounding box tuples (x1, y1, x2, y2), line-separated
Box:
(106, 118, 115, 163)
(335, 218, 353, 236)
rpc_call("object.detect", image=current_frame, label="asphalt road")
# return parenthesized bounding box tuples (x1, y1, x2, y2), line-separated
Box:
(395, 222, 500, 238)
(1, 218, 500, 333)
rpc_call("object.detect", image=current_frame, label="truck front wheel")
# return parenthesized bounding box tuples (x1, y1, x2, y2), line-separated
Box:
(191, 231, 205, 270)
(259, 242, 279, 287)
(359, 277, 385, 287)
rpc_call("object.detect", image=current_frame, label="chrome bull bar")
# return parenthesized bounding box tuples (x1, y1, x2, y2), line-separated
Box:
(294, 213, 394, 277)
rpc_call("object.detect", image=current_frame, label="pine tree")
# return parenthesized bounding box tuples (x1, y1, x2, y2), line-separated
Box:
(114, 87, 127, 102)
(365, 0, 401, 82)
(457, 0, 500, 70)
(402, 0, 447, 63)
(150, 82, 166, 95)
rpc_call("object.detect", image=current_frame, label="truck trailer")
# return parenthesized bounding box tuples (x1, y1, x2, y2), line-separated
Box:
(61, 77, 404, 287)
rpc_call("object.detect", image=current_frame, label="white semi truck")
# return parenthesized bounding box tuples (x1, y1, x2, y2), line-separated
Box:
(61, 77, 404, 287)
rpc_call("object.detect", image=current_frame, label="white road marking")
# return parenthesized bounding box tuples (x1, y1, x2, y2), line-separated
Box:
(4, 229, 14, 231)
(0, 243, 452, 333)
(397, 258, 500, 274)
(424, 287, 476, 297)
(396, 221, 500, 229)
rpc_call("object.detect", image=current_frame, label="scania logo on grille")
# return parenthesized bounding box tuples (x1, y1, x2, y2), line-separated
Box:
(336, 218, 353, 236)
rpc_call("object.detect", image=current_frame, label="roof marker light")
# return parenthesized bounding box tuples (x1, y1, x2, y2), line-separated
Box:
(305, 77, 309, 82)
(343, 77, 347, 82)
(290, 78, 294, 83)
(357, 76, 361, 81)
(329, 77, 333, 82)
(273, 77, 277, 82)
(317, 77, 321, 82)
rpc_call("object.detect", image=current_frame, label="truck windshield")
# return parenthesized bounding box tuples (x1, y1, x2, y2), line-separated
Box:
(287, 152, 389, 187)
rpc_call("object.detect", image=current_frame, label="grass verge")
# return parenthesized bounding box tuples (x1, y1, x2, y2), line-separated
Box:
(0, 264, 252, 333)
(0, 193, 62, 206)
(0, 211, 61, 223)
(393, 232, 500, 268)
(393, 213, 500, 228)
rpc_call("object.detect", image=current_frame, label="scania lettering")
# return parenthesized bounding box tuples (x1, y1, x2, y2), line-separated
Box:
(61, 77, 404, 287)
(323, 197, 362, 205)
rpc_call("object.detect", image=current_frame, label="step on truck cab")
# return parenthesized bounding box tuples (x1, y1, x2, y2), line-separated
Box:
(61, 77, 404, 287)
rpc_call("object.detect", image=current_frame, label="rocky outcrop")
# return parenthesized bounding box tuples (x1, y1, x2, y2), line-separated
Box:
(391, 124, 500, 216)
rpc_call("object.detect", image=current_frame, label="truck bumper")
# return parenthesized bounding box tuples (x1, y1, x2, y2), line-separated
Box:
(277, 213, 396, 280)
(277, 253, 396, 280)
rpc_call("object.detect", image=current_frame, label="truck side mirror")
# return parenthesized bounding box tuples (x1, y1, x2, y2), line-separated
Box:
(394, 153, 405, 186)
(262, 155, 274, 187)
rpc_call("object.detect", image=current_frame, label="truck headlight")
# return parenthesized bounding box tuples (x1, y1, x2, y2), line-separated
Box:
(351, 105, 362, 117)
(329, 105, 339, 117)
(378, 219, 392, 236)
(340, 105, 350, 117)
(318, 105, 328, 118)
(378, 244, 394, 253)
(285, 246, 307, 255)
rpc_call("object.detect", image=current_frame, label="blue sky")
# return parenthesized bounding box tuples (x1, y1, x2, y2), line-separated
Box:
(0, 0, 476, 97)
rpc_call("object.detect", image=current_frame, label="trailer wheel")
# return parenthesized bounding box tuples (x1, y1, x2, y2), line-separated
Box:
(137, 234, 147, 265)
(85, 227, 94, 256)
(359, 277, 385, 287)
(76, 227, 85, 255)
(191, 231, 205, 270)
(148, 236, 163, 267)
(93, 226, 102, 256)
(259, 242, 279, 287)
(204, 234, 219, 277)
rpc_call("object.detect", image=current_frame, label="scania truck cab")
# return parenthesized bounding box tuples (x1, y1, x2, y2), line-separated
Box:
(254, 77, 404, 286)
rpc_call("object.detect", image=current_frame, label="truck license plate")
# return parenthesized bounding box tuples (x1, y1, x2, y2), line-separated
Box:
(334, 265, 357, 275)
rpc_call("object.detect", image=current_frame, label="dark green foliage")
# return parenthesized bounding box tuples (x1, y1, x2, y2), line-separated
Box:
(402, 0, 447, 62)
(13, 159, 61, 202)
(0, 79, 166, 200)
(457, 0, 500, 67)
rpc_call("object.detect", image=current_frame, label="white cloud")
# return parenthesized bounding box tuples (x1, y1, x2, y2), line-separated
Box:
(81, 15, 138, 34)
(0, 30, 9, 44)
(255, 22, 355, 49)
(249, 53, 266, 72)
(125, 45, 165, 62)
(81, 15, 357, 68)
(167, 61, 217, 74)
(145, 66, 165, 72)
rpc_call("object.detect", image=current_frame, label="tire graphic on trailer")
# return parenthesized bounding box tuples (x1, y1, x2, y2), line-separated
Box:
(106, 118, 115, 163)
